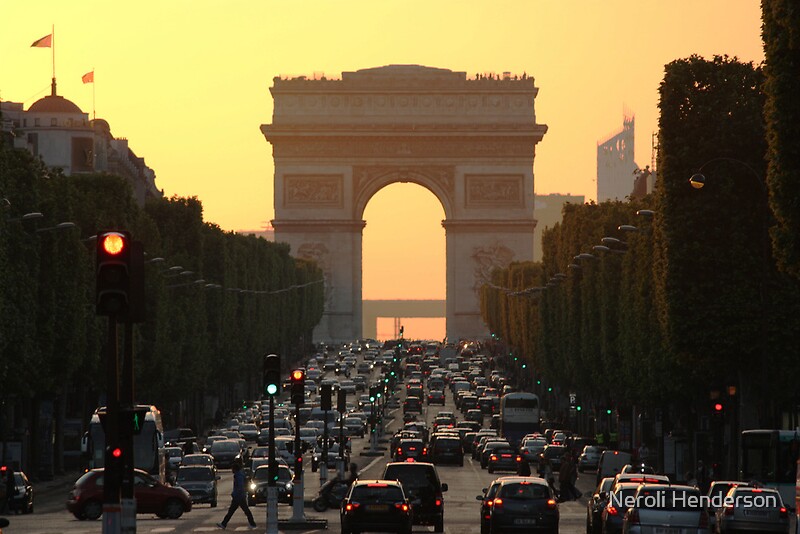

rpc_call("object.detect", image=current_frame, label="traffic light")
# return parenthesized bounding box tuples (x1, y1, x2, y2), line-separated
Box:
(606, 408, 612, 415)
(713, 402, 724, 414)
(576, 405, 582, 412)
(290, 369, 305, 405)
(263, 354, 280, 397)
(95, 230, 131, 316)
(320, 383, 332, 411)
(337, 388, 347, 413)
(120, 407, 149, 435)
(399, 325, 404, 337)
(369, 386, 377, 403)
(106, 444, 124, 479)
(295, 454, 303, 473)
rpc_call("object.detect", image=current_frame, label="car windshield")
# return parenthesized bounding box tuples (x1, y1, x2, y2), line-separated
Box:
(499, 482, 549, 500)
(177, 468, 213, 481)
(212, 441, 239, 452)
(383, 465, 438, 492)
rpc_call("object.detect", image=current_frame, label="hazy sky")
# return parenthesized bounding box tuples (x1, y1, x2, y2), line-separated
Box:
(2, 1, 764, 338)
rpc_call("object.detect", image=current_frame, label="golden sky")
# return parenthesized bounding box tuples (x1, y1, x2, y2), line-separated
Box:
(2, 1, 764, 338)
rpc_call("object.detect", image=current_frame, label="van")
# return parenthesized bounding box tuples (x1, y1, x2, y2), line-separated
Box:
(382, 461, 448, 532)
(596, 449, 632, 484)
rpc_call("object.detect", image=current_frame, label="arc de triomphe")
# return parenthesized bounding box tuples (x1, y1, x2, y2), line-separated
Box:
(261, 65, 547, 343)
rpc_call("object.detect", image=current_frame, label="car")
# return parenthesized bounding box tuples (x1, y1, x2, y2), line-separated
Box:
(427, 390, 446, 405)
(601, 482, 641, 534)
(382, 461, 448, 532)
(430, 436, 464, 466)
(620, 463, 655, 474)
(312, 442, 350, 471)
(715, 485, 789, 534)
(520, 438, 548, 463)
(340, 479, 413, 534)
(357, 362, 372, 374)
(174, 465, 219, 507)
(165, 446, 183, 472)
(705, 480, 748, 532)
(465, 408, 484, 425)
(596, 450, 632, 484)
(4, 470, 33, 514)
(481, 441, 512, 469)
(486, 477, 559, 534)
(623, 484, 709, 534)
(487, 445, 524, 474)
(403, 397, 422, 414)
(394, 439, 428, 462)
(476, 477, 509, 534)
(540, 445, 566, 472)
(586, 476, 615, 534)
(67, 468, 192, 520)
(181, 453, 216, 471)
(247, 464, 294, 505)
(342, 416, 366, 437)
(577, 445, 606, 472)
(209, 439, 242, 468)
(238, 423, 259, 441)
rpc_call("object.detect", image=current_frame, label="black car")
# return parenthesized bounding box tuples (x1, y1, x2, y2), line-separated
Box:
(430, 436, 464, 466)
(208, 439, 242, 468)
(174, 465, 219, 507)
(540, 445, 566, 472)
(340, 480, 412, 534)
(477, 477, 507, 534)
(247, 465, 294, 505)
(403, 397, 422, 414)
(427, 390, 446, 405)
(6, 471, 33, 514)
(395, 439, 428, 462)
(586, 476, 614, 534)
(487, 446, 523, 474)
(487, 477, 559, 533)
(382, 462, 447, 532)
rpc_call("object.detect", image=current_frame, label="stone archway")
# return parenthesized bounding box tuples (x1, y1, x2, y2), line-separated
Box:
(261, 65, 547, 342)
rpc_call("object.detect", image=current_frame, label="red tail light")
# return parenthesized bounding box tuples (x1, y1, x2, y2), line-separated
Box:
(516, 456, 522, 462)
(780, 507, 788, 518)
(435, 498, 442, 507)
(395, 503, 410, 512)
(492, 498, 503, 508)
(397, 448, 403, 455)
(546, 498, 557, 509)
(345, 502, 360, 512)
(607, 506, 619, 516)
(501, 454, 512, 458)
(490, 455, 498, 461)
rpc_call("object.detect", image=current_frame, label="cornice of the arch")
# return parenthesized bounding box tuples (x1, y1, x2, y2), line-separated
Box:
(353, 165, 454, 219)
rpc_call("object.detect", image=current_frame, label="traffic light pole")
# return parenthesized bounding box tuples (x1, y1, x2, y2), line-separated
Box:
(120, 322, 136, 534)
(103, 318, 122, 534)
(320, 407, 329, 482)
(291, 401, 306, 522)
(266, 395, 278, 534)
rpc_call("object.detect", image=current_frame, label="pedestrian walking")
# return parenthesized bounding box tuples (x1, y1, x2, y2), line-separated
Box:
(217, 462, 256, 530)
(538, 454, 558, 497)
(558, 452, 579, 502)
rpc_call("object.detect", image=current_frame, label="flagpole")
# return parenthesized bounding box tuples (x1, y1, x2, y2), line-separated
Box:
(93, 69, 96, 120)
(51, 24, 56, 95)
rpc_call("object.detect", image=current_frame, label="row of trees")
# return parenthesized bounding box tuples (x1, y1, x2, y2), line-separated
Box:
(481, 54, 800, 429)
(1, 136, 324, 475)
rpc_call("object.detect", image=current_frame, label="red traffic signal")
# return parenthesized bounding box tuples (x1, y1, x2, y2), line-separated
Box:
(291, 369, 304, 381)
(96, 230, 131, 317)
(714, 403, 724, 412)
(111, 447, 123, 458)
(291, 369, 305, 405)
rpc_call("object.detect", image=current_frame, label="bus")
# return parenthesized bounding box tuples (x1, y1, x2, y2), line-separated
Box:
(740, 429, 800, 507)
(500, 392, 541, 447)
(82, 405, 167, 483)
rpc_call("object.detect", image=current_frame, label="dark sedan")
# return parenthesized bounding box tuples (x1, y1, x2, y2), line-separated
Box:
(487, 477, 559, 533)
(174, 466, 218, 507)
(248, 465, 294, 505)
(340, 480, 412, 534)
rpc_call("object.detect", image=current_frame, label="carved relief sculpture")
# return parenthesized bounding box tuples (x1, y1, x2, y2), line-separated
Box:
(471, 243, 515, 294)
(465, 175, 524, 208)
(284, 175, 343, 208)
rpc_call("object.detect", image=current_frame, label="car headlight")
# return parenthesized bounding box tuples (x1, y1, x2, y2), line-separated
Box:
(250, 482, 257, 491)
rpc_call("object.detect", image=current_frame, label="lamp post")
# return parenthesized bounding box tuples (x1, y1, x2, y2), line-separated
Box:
(689, 156, 771, 475)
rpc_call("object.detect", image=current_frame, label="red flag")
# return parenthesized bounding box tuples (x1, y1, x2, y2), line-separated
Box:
(30, 34, 52, 48)
(82, 71, 94, 84)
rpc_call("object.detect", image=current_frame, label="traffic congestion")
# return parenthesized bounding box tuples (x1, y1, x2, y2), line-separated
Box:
(1, 339, 798, 533)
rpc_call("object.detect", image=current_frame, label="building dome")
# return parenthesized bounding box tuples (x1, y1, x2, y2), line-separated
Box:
(27, 94, 83, 114)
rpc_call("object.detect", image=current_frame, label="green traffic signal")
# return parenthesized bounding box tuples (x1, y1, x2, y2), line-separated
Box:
(522, 364, 527, 369)
(547, 387, 553, 392)
(606, 409, 612, 415)
(576, 405, 582, 411)
(536, 380, 541, 385)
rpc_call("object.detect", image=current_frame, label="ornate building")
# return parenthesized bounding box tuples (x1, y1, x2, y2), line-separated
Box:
(262, 65, 548, 342)
(0, 82, 160, 205)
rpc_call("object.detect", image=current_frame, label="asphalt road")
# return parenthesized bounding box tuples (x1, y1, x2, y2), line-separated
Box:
(3, 361, 596, 533)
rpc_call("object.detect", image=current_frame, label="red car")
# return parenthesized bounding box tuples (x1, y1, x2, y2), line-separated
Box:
(67, 469, 192, 520)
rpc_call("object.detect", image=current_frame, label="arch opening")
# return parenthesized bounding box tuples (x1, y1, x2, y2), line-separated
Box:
(362, 182, 446, 341)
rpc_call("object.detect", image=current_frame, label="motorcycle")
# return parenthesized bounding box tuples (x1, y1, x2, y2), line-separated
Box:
(311, 478, 350, 512)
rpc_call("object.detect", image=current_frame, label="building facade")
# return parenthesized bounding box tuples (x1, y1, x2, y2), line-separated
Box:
(1, 83, 160, 205)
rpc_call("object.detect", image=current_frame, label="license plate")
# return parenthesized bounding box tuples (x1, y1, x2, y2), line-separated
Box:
(745, 510, 768, 516)
(654, 528, 679, 534)
(514, 518, 537, 525)
(366, 504, 390, 512)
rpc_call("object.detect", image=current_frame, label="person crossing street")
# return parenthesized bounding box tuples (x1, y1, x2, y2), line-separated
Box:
(217, 461, 256, 530)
